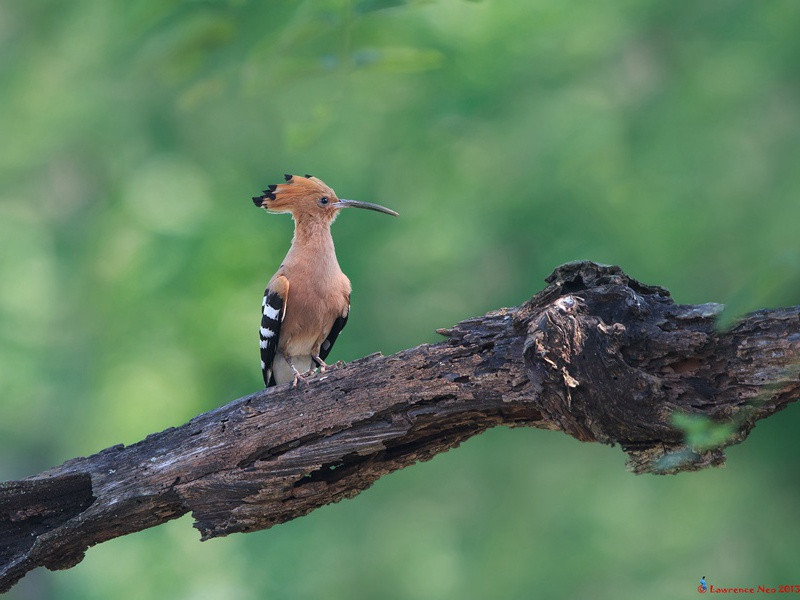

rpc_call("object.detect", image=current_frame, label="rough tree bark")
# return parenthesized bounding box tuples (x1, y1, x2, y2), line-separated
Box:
(1, 262, 799, 593)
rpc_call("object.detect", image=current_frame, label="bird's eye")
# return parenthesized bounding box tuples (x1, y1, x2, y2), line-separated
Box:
(319, 197, 329, 206)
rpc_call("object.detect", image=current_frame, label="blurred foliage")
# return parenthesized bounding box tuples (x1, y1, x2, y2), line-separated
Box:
(653, 413, 737, 474)
(672, 413, 736, 453)
(1, 0, 799, 598)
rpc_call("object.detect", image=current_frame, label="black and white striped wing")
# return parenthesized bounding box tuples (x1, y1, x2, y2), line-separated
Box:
(319, 303, 349, 362)
(260, 281, 287, 387)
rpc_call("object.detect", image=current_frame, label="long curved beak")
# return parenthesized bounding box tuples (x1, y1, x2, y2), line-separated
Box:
(337, 199, 398, 217)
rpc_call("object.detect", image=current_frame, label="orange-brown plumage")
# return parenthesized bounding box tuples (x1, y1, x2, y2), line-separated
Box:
(253, 174, 397, 387)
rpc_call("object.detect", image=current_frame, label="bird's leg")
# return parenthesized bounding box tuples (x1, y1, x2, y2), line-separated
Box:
(288, 361, 306, 388)
(312, 354, 328, 372)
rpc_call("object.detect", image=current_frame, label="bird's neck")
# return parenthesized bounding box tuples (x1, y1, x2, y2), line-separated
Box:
(285, 217, 340, 272)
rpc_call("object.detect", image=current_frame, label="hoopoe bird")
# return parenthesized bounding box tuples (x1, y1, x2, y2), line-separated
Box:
(252, 174, 398, 387)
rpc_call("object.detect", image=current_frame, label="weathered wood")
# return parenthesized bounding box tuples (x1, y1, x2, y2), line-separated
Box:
(1, 261, 798, 593)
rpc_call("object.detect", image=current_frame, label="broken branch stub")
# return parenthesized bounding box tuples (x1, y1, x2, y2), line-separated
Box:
(518, 262, 799, 472)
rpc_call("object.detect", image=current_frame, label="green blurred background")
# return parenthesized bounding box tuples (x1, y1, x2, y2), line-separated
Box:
(2, 1, 799, 598)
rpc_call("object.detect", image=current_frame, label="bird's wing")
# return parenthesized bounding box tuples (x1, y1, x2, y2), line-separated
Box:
(319, 301, 349, 362)
(260, 275, 289, 387)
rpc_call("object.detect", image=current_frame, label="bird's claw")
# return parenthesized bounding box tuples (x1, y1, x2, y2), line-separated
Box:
(291, 365, 306, 388)
(290, 357, 331, 387)
(313, 355, 328, 372)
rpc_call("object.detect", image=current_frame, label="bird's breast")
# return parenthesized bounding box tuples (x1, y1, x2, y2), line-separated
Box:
(279, 270, 350, 357)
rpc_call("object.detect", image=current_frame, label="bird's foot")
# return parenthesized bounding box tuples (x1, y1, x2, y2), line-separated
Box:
(312, 355, 328, 372)
(290, 364, 306, 388)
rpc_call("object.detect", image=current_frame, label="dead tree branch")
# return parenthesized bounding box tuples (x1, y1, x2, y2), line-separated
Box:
(1, 261, 799, 593)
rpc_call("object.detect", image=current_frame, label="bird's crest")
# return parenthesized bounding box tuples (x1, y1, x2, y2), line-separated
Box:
(252, 174, 334, 210)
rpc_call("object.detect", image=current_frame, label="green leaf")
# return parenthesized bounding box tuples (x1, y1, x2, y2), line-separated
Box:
(671, 412, 735, 452)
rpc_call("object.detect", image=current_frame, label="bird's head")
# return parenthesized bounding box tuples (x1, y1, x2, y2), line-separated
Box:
(252, 174, 398, 223)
